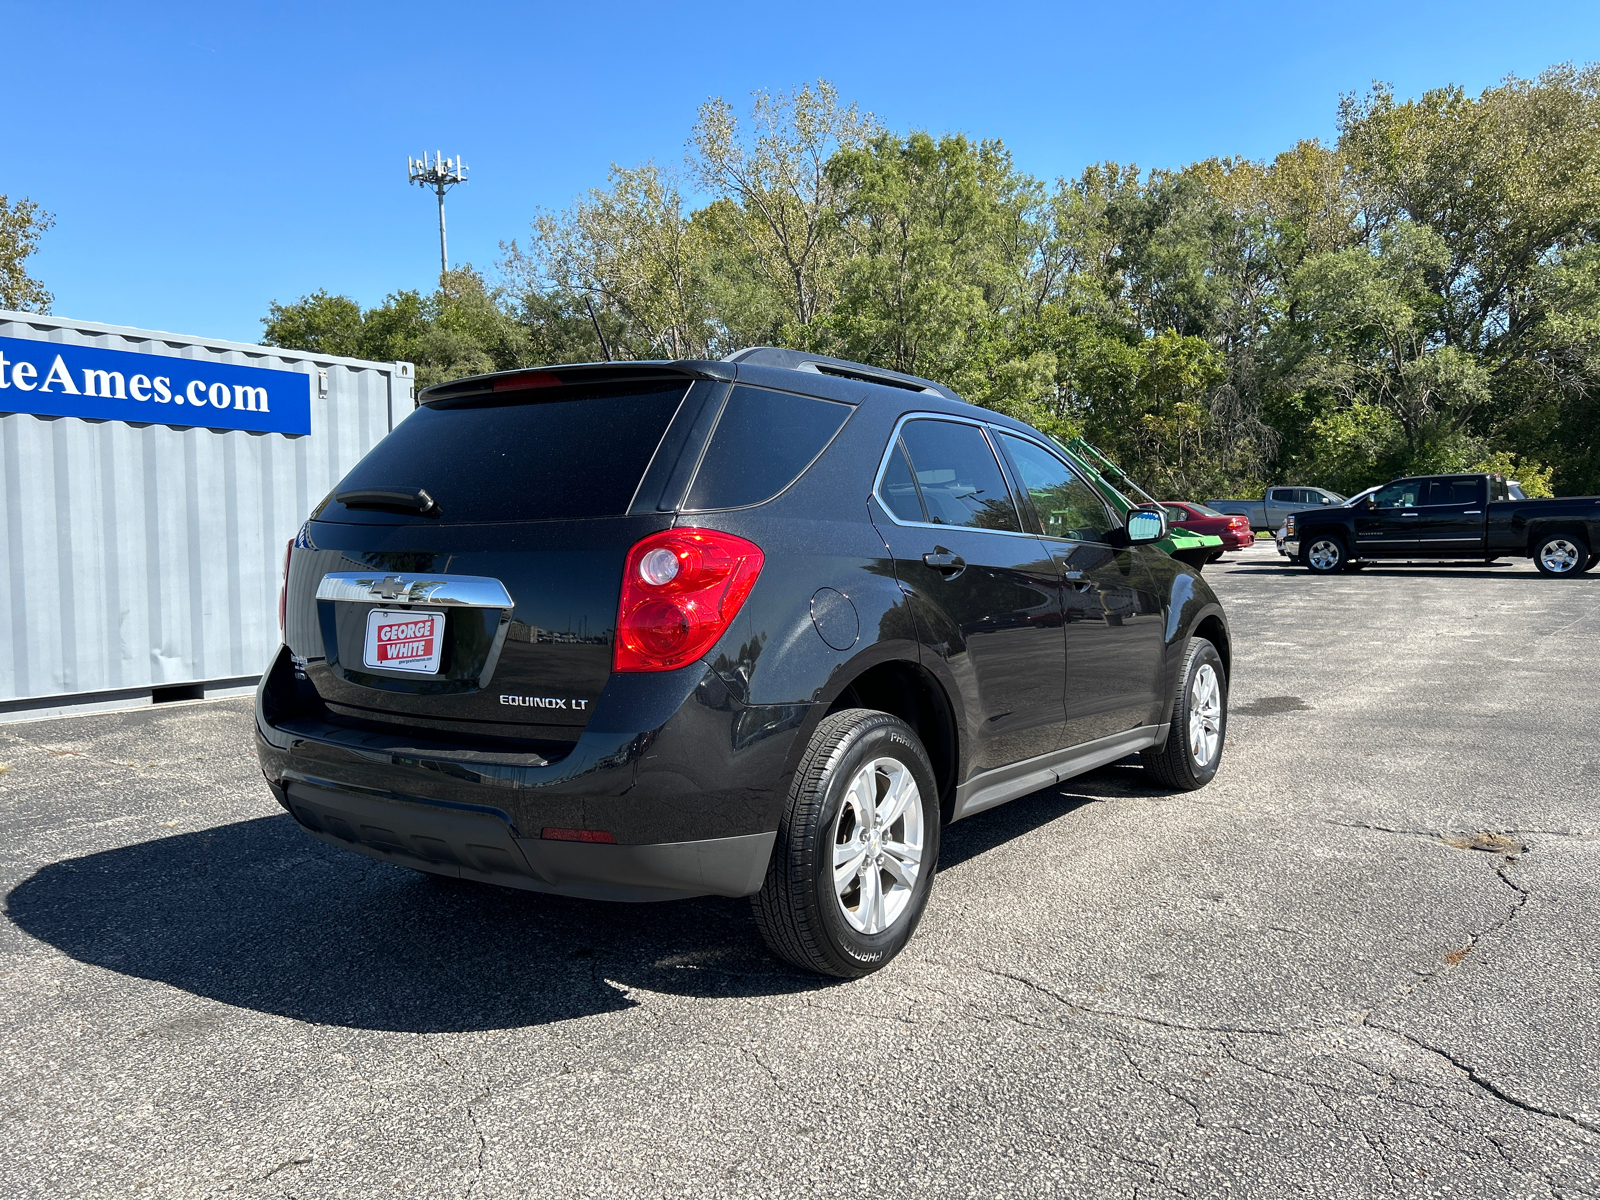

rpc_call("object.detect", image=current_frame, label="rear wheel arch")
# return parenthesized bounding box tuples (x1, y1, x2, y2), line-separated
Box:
(820, 659, 960, 823)
(1525, 523, 1590, 555)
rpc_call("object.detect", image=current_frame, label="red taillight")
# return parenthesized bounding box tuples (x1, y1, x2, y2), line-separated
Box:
(278, 538, 293, 635)
(614, 529, 764, 672)
(1229, 516, 1247, 528)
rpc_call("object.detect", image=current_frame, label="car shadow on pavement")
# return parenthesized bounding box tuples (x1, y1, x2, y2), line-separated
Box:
(4, 783, 1104, 1033)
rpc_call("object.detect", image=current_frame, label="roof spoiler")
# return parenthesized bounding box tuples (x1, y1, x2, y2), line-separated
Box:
(722, 346, 959, 400)
(418, 360, 735, 405)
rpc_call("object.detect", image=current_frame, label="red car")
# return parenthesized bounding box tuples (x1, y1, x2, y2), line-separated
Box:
(1162, 502, 1256, 556)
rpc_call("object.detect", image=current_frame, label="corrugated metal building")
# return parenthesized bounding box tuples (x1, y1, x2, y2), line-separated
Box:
(0, 311, 413, 721)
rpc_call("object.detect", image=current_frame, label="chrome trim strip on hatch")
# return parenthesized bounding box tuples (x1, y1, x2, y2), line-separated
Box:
(315, 572, 514, 608)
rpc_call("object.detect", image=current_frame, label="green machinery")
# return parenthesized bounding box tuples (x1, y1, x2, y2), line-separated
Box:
(1054, 436, 1223, 570)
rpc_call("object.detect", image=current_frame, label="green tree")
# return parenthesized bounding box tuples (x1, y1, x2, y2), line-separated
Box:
(0, 195, 54, 313)
(262, 267, 530, 387)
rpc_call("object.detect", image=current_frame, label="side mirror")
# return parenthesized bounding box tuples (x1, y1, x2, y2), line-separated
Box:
(1320, 496, 1332, 504)
(1365, 495, 1377, 510)
(1125, 504, 1167, 545)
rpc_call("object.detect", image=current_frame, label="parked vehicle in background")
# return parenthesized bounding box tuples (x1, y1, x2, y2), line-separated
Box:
(256, 347, 1234, 978)
(1160, 502, 1255, 559)
(1278, 488, 1378, 558)
(1284, 473, 1600, 576)
(1207, 486, 1347, 532)
(1063, 438, 1225, 569)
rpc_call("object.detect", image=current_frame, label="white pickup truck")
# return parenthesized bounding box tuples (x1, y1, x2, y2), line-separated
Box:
(1207, 486, 1346, 532)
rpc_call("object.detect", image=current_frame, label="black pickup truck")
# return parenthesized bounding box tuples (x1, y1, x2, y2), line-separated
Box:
(1283, 473, 1600, 577)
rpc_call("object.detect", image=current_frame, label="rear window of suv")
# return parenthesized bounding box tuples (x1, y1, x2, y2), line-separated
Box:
(326, 383, 688, 523)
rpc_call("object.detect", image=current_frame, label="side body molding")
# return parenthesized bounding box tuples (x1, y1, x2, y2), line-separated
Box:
(951, 725, 1169, 821)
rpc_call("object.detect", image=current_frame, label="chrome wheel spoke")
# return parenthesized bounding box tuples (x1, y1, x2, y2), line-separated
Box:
(876, 765, 916, 830)
(881, 841, 920, 889)
(859, 863, 884, 934)
(834, 842, 867, 888)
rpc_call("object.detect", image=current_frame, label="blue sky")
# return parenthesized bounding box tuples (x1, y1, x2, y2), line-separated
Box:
(8, 0, 1599, 346)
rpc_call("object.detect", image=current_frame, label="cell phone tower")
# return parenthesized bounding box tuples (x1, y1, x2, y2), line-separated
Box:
(407, 152, 469, 281)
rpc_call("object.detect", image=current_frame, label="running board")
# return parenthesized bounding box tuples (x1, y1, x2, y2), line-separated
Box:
(951, 725, 1168, 821)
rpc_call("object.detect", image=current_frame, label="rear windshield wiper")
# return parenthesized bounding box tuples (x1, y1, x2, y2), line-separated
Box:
(336, 487, 439, 516)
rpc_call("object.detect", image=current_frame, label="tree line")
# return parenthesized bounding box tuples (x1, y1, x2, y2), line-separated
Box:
(255, 65, 1600, 499)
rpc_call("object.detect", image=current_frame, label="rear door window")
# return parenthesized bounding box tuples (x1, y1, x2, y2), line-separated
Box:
(893, 420, 1021, 532)
(328, 382, 687, 523)
(685, 386, 852, 510)
(1424, 477, 1484, 506)
(995, 432, 1116, 542)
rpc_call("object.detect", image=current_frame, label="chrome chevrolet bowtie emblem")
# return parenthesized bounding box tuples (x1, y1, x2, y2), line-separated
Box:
(370, 575, 408, 600)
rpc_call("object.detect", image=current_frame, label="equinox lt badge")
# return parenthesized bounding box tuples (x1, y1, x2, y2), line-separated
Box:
(501, 695, 588, 710)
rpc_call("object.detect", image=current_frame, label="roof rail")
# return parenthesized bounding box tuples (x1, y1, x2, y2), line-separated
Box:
(723, 346, 960, 400)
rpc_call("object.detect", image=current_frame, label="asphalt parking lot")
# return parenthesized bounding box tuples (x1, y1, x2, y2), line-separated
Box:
(2, 540, 1597, 1199)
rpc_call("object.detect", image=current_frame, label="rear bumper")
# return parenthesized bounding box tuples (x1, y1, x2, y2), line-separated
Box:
(282, 781, 775, 900)
(1221, 531, 1255, 550)
(255, 644, 811, 898)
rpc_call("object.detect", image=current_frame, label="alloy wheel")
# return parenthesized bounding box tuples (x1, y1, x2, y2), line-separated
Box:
(832, 757, 925, 935)
(1540, 538, 1582, 574)
(1189, 663, 1222, 767)
(1307, 539, 1342, 571)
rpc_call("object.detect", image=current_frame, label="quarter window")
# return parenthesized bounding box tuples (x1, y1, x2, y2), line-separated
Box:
(685, 386, 852, 510)
(995, 433, 1116, 543)
(891, 420, 1021, 533)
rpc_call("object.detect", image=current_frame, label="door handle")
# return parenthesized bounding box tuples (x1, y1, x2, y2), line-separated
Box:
(922, 549, 965, 575)
(1063, 567, 1091, 591)
(1400, 512, 1419, 517)
(1462, 510, 1481, 515)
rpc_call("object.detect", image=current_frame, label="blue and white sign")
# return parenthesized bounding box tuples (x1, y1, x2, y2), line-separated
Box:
(0, 335, 311, 435)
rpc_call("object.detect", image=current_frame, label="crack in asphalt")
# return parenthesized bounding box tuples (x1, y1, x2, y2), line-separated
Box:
(970, 966, 1291, 1037)
(429, 1043, 491, 1198)
(966, 848, 1600, 1160)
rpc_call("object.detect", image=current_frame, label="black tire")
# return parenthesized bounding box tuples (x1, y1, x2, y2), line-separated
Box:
(1532, 532, 1590, 577)
(1301, 533, 1348, 574)
(1140, 638, 1227, 791)
(1583, 553, 1599, 574)
(753, 709, 941, 978)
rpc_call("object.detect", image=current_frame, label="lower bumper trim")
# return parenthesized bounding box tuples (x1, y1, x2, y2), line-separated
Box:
(285, 783, 775, 901)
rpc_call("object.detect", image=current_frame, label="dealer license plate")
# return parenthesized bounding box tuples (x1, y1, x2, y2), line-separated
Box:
(363, 609, 445, 674)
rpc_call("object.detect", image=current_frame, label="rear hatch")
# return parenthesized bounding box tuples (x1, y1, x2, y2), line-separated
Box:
(284, 365, 728, 755)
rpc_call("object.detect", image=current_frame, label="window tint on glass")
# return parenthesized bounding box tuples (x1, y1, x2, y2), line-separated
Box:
(895, 420, 1021, 532)
(1162, 504, 1191, 521)
(332, 383, 687, 523)
(878, 439, 925, 522)
(686, 386, 852, 510)
(996, 433, 1116, 542)
(1374, 480, 1423, 508)
(1423, 477, 1484, 506)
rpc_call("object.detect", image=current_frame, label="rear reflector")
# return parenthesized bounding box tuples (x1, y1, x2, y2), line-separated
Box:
(541, 828, 616, 843)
